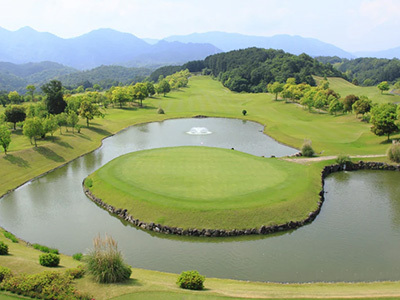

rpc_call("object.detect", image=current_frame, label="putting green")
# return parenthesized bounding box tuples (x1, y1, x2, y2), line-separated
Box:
(86, 146, 320, 229)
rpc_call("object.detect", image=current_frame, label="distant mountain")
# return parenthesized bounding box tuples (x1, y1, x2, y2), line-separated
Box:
(0, 61, 76, 93)
(0, 27, 221, 69)
(164, 31, 355, 59)
(354, 46, 400, 59)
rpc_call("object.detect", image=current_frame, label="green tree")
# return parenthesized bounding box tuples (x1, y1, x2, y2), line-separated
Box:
(26, 85, 36, 102)
(145, 82, 155, 97)
(41, 80, 66, 114)
(157, 80, 171, 96)
(0, 125, 11, 155)
(23, 117, 44, 147)
(4, 105, 26, 130)
(67, 112, 79, 133)
(78, 100, 104, 127)
(0, 91, 9, 107)
(8, 91, 21, 104)
(55, 113, 68, 134)
(111, 87, 130, 108)
(343, 94, 359, 113)
(132, 82, 148, 107)
(42, 116, 58, 137)
(352, 97, 372, 117)
(267, 82, 284, 100)
(329, 98, 344, 115)
(377, 81, 390, 94)
(370, 103, 398, 140)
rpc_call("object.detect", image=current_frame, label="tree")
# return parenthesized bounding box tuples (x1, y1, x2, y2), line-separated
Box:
(145, 82, 155, 97)
(26, 85, 36, 102)
(0, 91, 9, 107)
(111, 87, 129, 108)
(41, 80, 66, 114)
(132, 82, 148, 107)
(157, 80, 171, 96)
(4, 105, 26, 130)
(352, 97, 372, 117)
(377, 81, 390, 94)
(23, 117, 43, 147)
(343, 94, 359, 113)
(0, 125, 11, 155)
(67, 112, 79, 133)
(370, 103, 398, 140)
(55, 113, 68, 134)
(329, 98, 344, 115)
(8, 91, 21, 104)
(78, 100, 104, 127)
(42, 116, 58, 137)
(267, 82, 284, 100)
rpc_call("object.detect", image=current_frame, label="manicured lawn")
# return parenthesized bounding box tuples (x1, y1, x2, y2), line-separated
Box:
(87, 146, 319, 229)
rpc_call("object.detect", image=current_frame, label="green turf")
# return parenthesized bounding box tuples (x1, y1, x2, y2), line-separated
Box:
(87, 146, 320, 229)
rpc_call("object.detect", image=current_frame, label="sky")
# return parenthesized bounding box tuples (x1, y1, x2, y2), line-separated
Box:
(0, 0, 399, 53)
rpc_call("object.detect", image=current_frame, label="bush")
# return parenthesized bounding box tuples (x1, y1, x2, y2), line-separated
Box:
(388, 143, 400, 163)
(39, 253, 60, 267)
(85, 234, 131, 283)
(72, 252, 83, 261)
(157, 107, 165, 114)
(3, 231, 18, 243)
(0, 266, 12, 282)
(177, 270, 205, 290)
(33, 243, 59, 254)
(66, 265, 85, 279)
(336, 154, 352, 166)
(242, 109, 247, 116)
(85, 178, 93, 188)
(0, 242, 8, 255)
(301, 140, 315, 157)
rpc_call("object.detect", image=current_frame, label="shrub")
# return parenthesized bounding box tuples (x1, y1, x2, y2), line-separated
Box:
(39, 253, 60, 267)
(301, 140, 315, 157)
(0, 242, 8, 255)
(3, 231, 18, 243)
(85, 178, 93, 188)
(66, 265, 85, 279)
(157, 107, 165, 114)
(336, 154, 352, 166)
(388, 143, 400, 163)
(72, 252, 83, 261)
(85, 234, 131, 283)
(0, 266, 12, 282)
(33, 243, 59, 254)
(242, 109, 247, 116)
(177, 270, 205, 290)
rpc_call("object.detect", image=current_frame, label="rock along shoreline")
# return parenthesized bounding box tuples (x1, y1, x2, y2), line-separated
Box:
(82, 161, 399, 237)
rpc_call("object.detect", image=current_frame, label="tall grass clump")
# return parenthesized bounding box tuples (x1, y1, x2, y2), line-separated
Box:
(387, 142, 400, 163)
(0, 241, 8, 255)
(3, 231, 18, 243)
(301, 140, 315, 157)
(336, 154, 352, 166)
(85, 234, 131, 283)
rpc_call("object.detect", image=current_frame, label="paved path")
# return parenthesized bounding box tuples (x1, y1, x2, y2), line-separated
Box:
(283, 154, 385, 164)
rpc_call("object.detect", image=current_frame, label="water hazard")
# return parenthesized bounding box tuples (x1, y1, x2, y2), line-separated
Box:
(1, 118, 400, 282)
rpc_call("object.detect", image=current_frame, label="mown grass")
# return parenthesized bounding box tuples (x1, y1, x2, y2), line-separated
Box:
(87, 146, 319, 229)
(314, 76, 400, 104)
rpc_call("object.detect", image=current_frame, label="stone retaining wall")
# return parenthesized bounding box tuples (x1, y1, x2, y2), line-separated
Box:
(83, 160, 399, 237)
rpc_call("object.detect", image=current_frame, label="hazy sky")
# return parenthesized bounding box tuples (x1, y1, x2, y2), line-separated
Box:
(0, 0, 399, 52)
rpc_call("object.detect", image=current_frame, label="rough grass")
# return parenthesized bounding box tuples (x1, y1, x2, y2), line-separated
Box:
(87, 146, 319, 229)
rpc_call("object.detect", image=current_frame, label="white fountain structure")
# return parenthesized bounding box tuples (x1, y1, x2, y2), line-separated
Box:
(187, 127, 212, 135)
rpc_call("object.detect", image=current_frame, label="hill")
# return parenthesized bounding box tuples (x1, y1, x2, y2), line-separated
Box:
(0, 27, 221, 69)
(164, 31, 355, 58)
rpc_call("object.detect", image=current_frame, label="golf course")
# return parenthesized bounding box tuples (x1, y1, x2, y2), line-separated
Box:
(1, 75, 400, 299)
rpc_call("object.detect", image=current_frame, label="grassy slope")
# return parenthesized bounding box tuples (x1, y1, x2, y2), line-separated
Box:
(87, 146, 319, 229)
(314, 76, 400, 104)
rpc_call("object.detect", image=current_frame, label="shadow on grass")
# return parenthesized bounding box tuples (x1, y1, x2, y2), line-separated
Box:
(3, 154, 30, 168)
(139, 105, 157, 110)
(50, 137, 73, 149)
(86, 126, 112, 137)
(380, 139, 394, 145)
(74, 133, 92, 141)
(34, 146, 65, 162)
(115, 278, 142, 287)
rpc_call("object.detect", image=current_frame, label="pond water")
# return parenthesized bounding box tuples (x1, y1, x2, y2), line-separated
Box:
(1, 118, 400, 283)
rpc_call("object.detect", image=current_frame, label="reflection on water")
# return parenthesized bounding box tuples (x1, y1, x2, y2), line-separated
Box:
(1, 118, 400, 282)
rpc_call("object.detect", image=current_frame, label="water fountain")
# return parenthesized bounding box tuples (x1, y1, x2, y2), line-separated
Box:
(187, 127, 212, 135)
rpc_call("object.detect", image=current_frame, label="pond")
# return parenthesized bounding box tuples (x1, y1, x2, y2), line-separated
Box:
(1, 118, 400, 283)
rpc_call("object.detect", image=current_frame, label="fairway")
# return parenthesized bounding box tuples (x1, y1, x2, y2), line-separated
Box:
(86, 146, 320, 229)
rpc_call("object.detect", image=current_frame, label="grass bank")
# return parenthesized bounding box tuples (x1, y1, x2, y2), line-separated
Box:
(86, 146, 319, 229)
